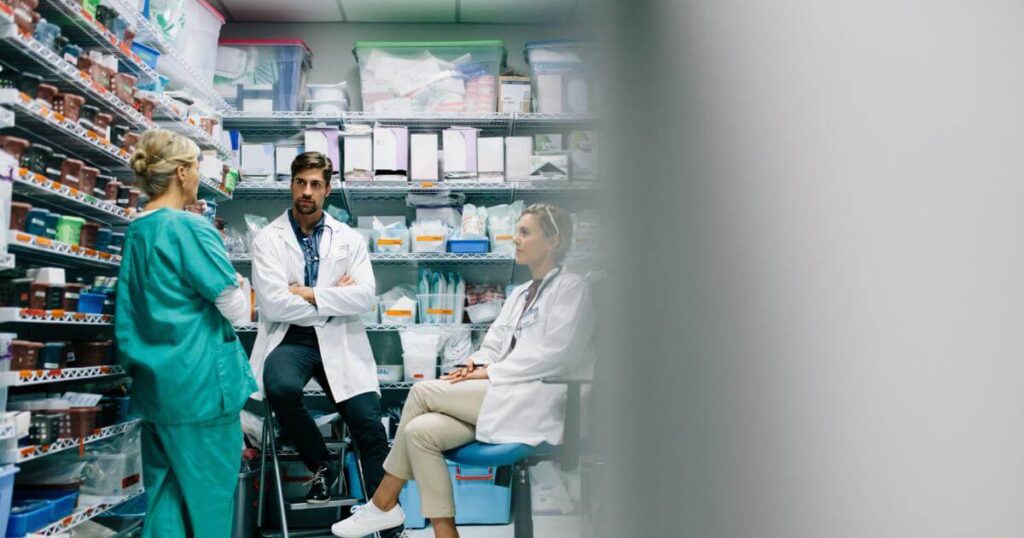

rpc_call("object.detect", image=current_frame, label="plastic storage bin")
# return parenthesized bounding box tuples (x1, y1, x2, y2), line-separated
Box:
(447, 239, 489, 254)
(215, 39, 312, 112)
(55, 216, 85, 246)
(38, 342, 65, 369)
(354, 41, 505, 113)
(132, 42, 160, 70)
(11, 341, 41, 371)
(417, 294, 460, 324)
(13, 489, 78, 521)
(0, 466, 18, 538)
(0, 136, 30, 161)
(170, 0, 225, 87)
(9, 203, 31, 232)
(77, 293, 105, 314)
(6, 499, 52, 537)
(525, 40, 593, 113)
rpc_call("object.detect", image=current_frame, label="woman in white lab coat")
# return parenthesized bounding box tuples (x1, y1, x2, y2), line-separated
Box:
(332, 204, 594, 538)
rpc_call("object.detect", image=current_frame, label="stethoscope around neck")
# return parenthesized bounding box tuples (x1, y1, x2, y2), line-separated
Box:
(511, 265, 563, 335)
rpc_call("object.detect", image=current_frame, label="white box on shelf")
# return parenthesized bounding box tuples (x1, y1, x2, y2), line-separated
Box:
(241, 83, 274, 112)
(529, 154, 570, 180)
(343, 134, 373, 181)
(569, 131, 598, 180)
(499, 76, 531, 113)
(241, 143, 275, 178)
(477, 137, 505, 183)
(410, 134, 439, 181)
(442, 127, 478, 180)
(199, 150, 223, 180)
(28, 268, 66, 285)
(373, 125, 409, 181)
(304, 128, 341, 175)
(275, 145, 304, 178)
(505, 137, 533, 181)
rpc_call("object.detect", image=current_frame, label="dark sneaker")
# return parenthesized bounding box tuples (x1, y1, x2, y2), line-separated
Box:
(304, 464, 338, 504)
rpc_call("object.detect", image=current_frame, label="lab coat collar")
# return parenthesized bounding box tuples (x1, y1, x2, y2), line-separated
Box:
(269, 210, 346, 257)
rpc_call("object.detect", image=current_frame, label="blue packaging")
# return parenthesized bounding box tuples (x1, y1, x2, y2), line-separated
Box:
(24, 209, 49, 237)
(95, 228, 112, 252)
(42, 213, 59, 240)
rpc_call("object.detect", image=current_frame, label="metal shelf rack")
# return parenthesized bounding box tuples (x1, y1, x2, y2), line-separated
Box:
(35, 488, 146, 536)
(11, 419, 141, 463)
(233, 323, 491, 333)
(0, 365, 126, 387)
(7, 231, 121, 269)
(13, 168, 133, 224)
(230, 180, 342, 200)
(0, 307, 112, 325)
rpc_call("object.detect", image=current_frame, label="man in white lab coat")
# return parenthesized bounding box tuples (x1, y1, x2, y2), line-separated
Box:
(248, 153, 395, 532)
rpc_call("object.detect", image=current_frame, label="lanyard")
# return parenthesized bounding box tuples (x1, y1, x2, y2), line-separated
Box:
(513, 266, 562, 336)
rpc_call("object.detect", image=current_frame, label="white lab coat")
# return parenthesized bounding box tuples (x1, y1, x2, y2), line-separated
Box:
(248, 211, 379, 403)
(473, 268, 595, 446)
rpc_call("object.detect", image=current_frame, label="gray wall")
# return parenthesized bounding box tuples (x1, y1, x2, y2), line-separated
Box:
(220, 22, 588, 110)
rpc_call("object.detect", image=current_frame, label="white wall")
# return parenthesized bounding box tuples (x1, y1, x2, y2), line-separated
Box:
(220, 22, 588, 110)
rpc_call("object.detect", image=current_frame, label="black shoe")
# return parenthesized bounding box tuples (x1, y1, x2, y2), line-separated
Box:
(304, 464, 338, 504)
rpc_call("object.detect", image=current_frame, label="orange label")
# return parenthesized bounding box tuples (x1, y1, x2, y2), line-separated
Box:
(73, 313, 86, 320)
(49, 369, 62, 376)
(19, 93, 30, 104)
(50, 183, 61, 191)
(15, 234, 31, 243)
(427, 308, 454, 315)
(416, 236, 445, 242)
(420, 182, 435, 188)
(39, 107, 50, 118)
(86, 131, 99, 140)
(17, 168, 28, 177)
(0, 4, 11, 16)
(71, 245, 81, 253)
(385, 310, 413, 317)
(54, 112, 65, 122)
(99, 252, 111, 260)
(36, 238, 52, 247)
(495, 235, 513, 241)
(377, 239, 403, 246)
(80, 9, 93, 21)
(84, 249, 97, 257)
(51, 309, 65, 317)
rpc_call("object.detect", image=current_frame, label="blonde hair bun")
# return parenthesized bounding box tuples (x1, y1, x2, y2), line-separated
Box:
(131, 129, 200, 197)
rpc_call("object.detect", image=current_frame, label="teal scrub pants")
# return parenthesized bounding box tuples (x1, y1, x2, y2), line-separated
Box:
(140, 414, 241, 538)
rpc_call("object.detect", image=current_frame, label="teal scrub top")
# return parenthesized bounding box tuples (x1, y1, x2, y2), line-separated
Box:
(115, 208, 257, 425)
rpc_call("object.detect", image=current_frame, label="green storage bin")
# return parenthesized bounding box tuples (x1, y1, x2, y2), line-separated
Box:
(353, 40, 506, 113)
(55, 216, 86, 246)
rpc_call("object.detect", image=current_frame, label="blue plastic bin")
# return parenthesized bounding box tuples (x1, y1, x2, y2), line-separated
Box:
(95, 228, 112, 253)
(23, 209, 49, 237)
(131, 42, 161, 70)
(0, 466, 19, 538)
(6, 499, 52, 537)
(77, 292, 106, 314)
(447, 239, 490, 254)
(13, 490, 78, 521)
(42, 213, 59, 240)
(345, 453, 511, 529)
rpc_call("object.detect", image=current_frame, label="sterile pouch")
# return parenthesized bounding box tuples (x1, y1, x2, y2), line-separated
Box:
(373, 218, 410, 253)
(459, 204, 488, 239)
(381, 285, 418, 324)
(487, 201, 523, 254)
(411, 220, 449, 253)
(244, 213, 270, 252)
(441, 329, 473, 368)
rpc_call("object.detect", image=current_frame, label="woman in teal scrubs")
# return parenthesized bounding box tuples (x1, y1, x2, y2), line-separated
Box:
(115, 129, 257, 538)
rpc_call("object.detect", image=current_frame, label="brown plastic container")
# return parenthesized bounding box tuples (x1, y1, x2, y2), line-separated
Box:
(0, 278, 33, 307)
(79, 222, 100, 249)
(104, 180, 122, 202)
(121, 133, 139, 153)
(79, 166, 99, 195)
(122, 28, 135, 47)
(111, 73, 136, 104)
(0, 135, 30, 161)
(60, 158, 83, 189)
(93, 113, 112, 135)
(11, 340, 42, 370)
(29, 282, 48, 310)
(42, 412, 72, 439)
(134, 97, 155, 120)
(34, 83, 58, 106)
(73, 341, 112, 367)
(200, 117, 217, 136)
(10, 202, 32, 231)
(13, 7, 34, 34)
(31, 414, 62, 445)
(67, 407, 100, 438)
(62, 283, 85, 311)
(127, 188, 140, 210)
(53, 93, 85, 122)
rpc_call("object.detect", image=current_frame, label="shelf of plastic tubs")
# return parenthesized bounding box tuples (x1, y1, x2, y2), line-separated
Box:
(35, 0, 159, 81)
(13, 168, 133, 225)
(8, 231, 121, 269)
(0, 9, 156, 130)
(0, 253, 15, 270)
(370, 252, 515, 265)
(510, 180, 603, 194)
(342, 181, 514, 205)
(0, 365, 126, 387)
(233, 322, 491, 333)
(0, 90, 131, 173)
(152, 94, 232, 158)
(101, 0, 229, 110)
(198, 173, 231, 200)
(13, 419, 140, 463)
(35, 488, 146, 536)
(0, 307, 112, 325)
(510, 112, 598, 134)
(230, 180, 342, 200)
(342, 112, 514, 135)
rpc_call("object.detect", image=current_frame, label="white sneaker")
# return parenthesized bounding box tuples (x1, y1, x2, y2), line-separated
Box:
(331, 502, 406, 538)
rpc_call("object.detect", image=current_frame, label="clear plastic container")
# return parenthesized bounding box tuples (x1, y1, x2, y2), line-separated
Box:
(170, 0, 224, 86)
(403, 353, 437, 382)
(380, 300, 417, 325)
(306, 82, 348, 102)
(524, 40, 593, 113)
(215, 39, 312, 112)
(417, 294, 460, 324)
(353, 41, 505, 113)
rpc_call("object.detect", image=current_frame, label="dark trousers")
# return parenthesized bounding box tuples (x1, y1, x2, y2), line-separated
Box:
(263, 342, 390, 498)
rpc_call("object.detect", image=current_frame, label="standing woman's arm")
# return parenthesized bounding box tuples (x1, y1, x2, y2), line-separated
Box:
(176, 215, 247, 322)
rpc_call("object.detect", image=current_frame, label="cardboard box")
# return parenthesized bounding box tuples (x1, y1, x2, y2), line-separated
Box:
(275, 145, 304, 179)
(343, 134, 373, 181)
(478, 137, 505, 183)
(303, 129, 341, 175)
(505, 137, 533, 181)
(240, 143, 275, 178)
(442, 127, 479, 180)
(529, 154, 569, 181)
(411, 133, 439, 181)
(373, 125, 409, 181)
(569, 131, 598, 180)
(499, 76, 531, 113)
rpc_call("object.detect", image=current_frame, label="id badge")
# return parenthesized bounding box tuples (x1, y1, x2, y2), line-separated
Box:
(520, 307, 540, 329)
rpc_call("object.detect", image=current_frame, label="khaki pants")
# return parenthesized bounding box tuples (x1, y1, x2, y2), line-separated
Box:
(383, 379, 488, 518)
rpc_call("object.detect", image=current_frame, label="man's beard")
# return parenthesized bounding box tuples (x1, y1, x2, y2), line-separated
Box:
(294, 200, 319, 215)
